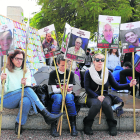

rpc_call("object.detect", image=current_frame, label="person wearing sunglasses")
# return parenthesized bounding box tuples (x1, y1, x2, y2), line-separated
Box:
(0, 49, 62, 135)
(83, 53, 136, 136)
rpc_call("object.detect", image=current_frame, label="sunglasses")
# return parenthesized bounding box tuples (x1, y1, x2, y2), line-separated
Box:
(95, 58, 105, 62)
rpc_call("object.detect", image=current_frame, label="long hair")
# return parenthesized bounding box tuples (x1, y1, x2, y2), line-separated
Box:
(6, 49, 25, 72)
(108, 49, 119, 57)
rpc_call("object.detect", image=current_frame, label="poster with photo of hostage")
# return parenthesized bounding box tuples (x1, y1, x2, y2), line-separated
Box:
(97, 15, 121, 49)
(65, 27, 90, 62)
(0, 23, 14, 56)
(120, 21, 140, 53)
(61, 23, 71, 53)
(38, 24, 60, 58)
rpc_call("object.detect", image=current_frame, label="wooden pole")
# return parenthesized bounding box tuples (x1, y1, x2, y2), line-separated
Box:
(52, 57, 71, 133)
(58, 60, 73, 134)
(65, 60, 73, 97)
(57, 59, 72, 133)
(99, 48, 107, 124)
(52, 56, 62, 132)
(57, 60, 72, 134)
(63, 60, 73, 133)
(0, 55, 7, 136)
(132, 52, 136, 132)
(17, 44, 28, 138)
(59, 59, 67, 135)
(53, 56, 62, 92)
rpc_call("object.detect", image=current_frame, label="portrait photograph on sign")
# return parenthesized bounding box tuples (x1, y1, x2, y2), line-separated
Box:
(65, 27, 90, 62)
(97, 15, 121, 49)
(38, 24, 60, 58)
(61, 23, 71, 53)
(0, 23, 14, 56)
(120, 21, 140, 53)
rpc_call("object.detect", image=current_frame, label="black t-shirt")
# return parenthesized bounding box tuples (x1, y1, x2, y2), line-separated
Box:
(48, 69, 75, 86)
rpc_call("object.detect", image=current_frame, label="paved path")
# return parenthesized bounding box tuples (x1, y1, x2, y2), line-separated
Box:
(0, 130, 140, 140)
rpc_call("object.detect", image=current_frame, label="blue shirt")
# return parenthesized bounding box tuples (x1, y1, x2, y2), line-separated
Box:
(111, 66, 130, 91)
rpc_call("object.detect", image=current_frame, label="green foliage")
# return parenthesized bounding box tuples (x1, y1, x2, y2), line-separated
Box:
(30, 0, 139, 44)
(24, 17, 28, 24)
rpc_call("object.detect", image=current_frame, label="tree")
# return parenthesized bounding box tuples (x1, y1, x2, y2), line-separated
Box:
(30, 0, 137, 44)
(24, 17, 28, 24)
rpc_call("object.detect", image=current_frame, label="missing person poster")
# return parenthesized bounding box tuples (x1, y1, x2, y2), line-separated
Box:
(61, 23, 71, 53)
(120, 21, 140, 53)
(0, 23, 14, 56)
(65, 27, 90, 62)
(97, 15, 121, 49)
(38, 24, 60, 58)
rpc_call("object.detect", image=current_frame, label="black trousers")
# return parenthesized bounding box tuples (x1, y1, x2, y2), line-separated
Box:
(86, 96, 114, 121)
(45, 58, 50, 65)
(120, 68, 140, 95)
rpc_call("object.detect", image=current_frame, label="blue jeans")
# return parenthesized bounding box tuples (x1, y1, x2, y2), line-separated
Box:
(0, 87, 45, 125)
(51, 93, 77, 116)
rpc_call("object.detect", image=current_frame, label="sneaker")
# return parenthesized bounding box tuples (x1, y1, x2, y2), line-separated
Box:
(124, 90, 129, 93)
(117, 90, 124, 93)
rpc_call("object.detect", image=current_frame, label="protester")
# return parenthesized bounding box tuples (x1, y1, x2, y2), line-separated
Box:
(123, 52, 136, 65)
(85, 48, 92, 67)
(120, 51, 140, 96)
(91, 51, 95, 56)
(111, 62, 137, 95)
(106, 49, 121, 72)
(67, 37, 85, 56)
(48, 55, 78, 137)
(0, 49, 62, 135)
(123, 53, 132, 64)
(84, 53, 136, 136)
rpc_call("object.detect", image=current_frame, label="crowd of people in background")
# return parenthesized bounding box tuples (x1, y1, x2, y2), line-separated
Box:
(45, 48, 139, 98)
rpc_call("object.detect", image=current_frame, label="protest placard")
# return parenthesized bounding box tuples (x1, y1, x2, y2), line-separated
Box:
(38, 24, 60, 58)
(97, 15, 121, 49)
(65, 27, 90, 62)
(120, 21, 140, 53)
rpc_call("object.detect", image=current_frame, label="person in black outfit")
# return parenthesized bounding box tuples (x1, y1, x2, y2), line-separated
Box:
(85, 48, 92, 67)
(120, 51, 140, 96)
(122, 52, 135, 65)
(83, 53, 136, 136)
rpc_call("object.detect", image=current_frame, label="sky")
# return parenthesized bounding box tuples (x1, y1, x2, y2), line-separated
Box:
(0, 0, 41, 18)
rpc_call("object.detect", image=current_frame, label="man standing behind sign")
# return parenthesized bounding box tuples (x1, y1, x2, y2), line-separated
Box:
(42, 33, 57, 52)
(67, 37, 85, 56)
(125, 31, 140, 48)
(102, 23, 114, 44)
